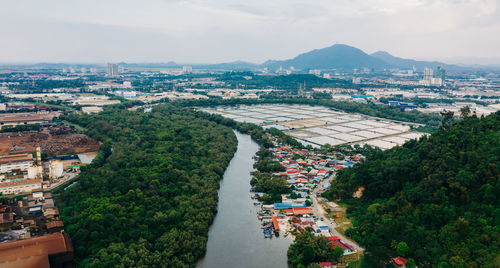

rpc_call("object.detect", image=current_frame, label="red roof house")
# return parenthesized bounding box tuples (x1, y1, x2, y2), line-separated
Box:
(391, 257, 408, 267)
(272, 216, 281, 230)
(319, 262, 333, 268)
(328, 237, 355, 252)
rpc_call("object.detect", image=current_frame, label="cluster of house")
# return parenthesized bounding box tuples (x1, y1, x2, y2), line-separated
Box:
(260, 144, 415, 267)
(0, 188, 72, 266)
(270, 146, 363, 194)
(0, 189, 64, 235)
(256, 144, 364, 259)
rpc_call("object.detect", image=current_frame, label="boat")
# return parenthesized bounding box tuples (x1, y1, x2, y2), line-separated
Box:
(261, 223, 273, 229)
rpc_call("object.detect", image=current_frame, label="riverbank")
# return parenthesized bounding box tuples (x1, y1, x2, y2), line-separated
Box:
(198, 131, 292, 268)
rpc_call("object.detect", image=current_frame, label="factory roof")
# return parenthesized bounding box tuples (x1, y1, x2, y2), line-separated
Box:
(0, 154, 33, 164)
(0, 233, 73, 267)
(0, 179, 42, 188)
(0, 115, 48, 123)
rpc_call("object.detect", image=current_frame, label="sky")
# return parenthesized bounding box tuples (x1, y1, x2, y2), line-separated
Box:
(1, 0, 499, 64)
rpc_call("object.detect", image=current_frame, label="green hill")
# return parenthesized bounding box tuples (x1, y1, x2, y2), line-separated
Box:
(326, 112, 500, 267)
(263, 44, 387, 70)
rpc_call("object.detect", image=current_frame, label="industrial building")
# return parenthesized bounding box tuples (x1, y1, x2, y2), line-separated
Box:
(0, 114, 50, 129)
(0, 179, 43, 195)
(0, 154, 34, 174)
(0, 232, 73, 268)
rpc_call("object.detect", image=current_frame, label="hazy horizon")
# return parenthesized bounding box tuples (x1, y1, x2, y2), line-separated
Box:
(1, 0, 499, 65)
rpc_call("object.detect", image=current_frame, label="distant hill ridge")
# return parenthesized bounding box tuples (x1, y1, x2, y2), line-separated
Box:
(263, 44, 450, 71)
(3, 44, 481, 71)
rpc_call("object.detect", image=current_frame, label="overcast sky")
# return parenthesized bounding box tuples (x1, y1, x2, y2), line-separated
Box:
(1, 0, 499, 64)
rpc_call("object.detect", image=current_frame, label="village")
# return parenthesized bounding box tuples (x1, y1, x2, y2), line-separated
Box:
(248, 137, 368, 266)
(247, 134, 412, 267)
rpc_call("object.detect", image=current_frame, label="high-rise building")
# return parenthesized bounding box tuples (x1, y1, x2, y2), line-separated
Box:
(436, 66, 446, 81)
(423, 67, 433, 80)
(107, 63, 119, 77)
(182, 66, 192, 74)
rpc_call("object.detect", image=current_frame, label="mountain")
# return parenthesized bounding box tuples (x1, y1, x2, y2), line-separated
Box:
(263, 44, 387, 70)
(261, 44, 465, 72)
(325, 111, 500, 267)
(371, 51, 445, 70)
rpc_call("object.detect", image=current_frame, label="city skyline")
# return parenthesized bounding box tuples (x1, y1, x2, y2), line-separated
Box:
(1, 0, 499, 65)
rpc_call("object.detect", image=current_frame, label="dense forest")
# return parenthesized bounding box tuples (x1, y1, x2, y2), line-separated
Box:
(325, 111, 500, 267)
(57, 104, 239, 267)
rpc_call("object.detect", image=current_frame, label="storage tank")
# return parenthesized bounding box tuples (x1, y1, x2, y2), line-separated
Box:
(27, 165, 39, 179)
(49, 160, 63, 179)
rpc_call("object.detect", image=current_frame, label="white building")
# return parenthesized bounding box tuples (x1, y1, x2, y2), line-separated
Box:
(75, 99, 121, 106)
(107, 63, 119, 77)
(0, 179, 43, 195)
(424, 68, 434, 80)
(182, 66, 193, 74)
(0, 154, 34, 174)
(81, 106, 103, 114)
(49, 160, 64, 180)
(123, 81, 132, 88)
(27, 166, 39, 179)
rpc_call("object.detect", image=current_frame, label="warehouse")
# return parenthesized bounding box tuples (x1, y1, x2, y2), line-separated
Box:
(0, 179, 42, 195)
(0, 154, 34, 174)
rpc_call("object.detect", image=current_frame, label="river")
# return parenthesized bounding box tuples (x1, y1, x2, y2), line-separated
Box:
(197, 131, 292, 268)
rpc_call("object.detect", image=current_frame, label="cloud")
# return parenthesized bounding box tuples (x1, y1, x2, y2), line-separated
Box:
(0, 0, 499, 63)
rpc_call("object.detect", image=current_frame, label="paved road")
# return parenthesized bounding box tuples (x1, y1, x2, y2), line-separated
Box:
(311, 174, 364, 252)
(46, 172, 79, 190)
